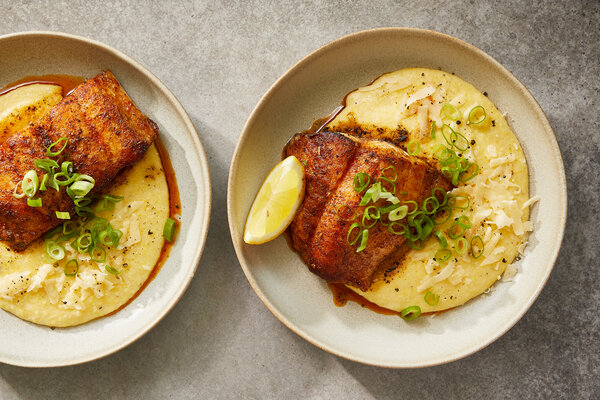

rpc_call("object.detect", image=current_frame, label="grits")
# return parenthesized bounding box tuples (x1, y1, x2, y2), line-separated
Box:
(0, 84, 169, 327)
(327, 68, 533, 313)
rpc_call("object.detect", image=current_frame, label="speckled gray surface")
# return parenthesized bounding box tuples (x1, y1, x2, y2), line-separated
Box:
(0, 0, 598, 398)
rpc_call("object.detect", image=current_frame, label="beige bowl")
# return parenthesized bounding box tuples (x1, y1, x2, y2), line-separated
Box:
(0, 31, 211, 367)
(228, 28, 566, 368)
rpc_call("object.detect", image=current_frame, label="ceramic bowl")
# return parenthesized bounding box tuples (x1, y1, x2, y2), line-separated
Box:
(228, 28, 566, 368)
(0, 31, 211, 367)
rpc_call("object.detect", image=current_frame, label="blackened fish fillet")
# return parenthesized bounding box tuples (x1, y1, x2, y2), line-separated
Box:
(285, 131, 452, 291)
(0, 71, 158, 251)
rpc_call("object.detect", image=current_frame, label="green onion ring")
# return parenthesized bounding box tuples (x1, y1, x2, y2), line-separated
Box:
(60, 161, 74, 175)
(433, 230, 448, 249)
(388, 222, 407, 236)
(90, 246, 106, 263)
(400, 305, 421, 321)
(455, 237, 468, 254)
(451, 130, 470, 151)
(378, 203, 400, 215)
(76, 233, 92, 251)
(353, 172, 371, 193)
(377, 176, 396, 194)
(34, 158, 59, 173)
(380, 166, 398, 182)
(441, 103, 461, 121)
(64, 259, 79, 276)
(163, 217, 177, 242)
(45, 240, 65, 261)
(407, 140, 420, 156)
(39, 174, 49, 191)
(447, 195, 470, 209)
(403, 200, 419, 215)
(422, 196, 440, 214)
(27, 197, 42, 207)
(430, 121, 436, 138)
(55, 211, 70, 220)
(46, 137, 68, 157)
(22, 170, 39, 198)
(356, 229, 369, 252)
(457, 215, 472, 229)
(434, 248, 452, 263)
(459, 163, 479, 182)
(388, 205, 408, 221)
(362, 206, 380, 229)
(471, 235, 485, 259)
(105, 265, 121, 275)
(468, 105, 486, 125)
(54, 172, 78, 186)
(347, 222, 362, 245)
(448, 221, 467, 239)
(433, 207, 452, 225)
(424, 291, 440, 306)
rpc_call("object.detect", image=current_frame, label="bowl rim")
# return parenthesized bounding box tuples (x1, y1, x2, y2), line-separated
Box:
(227, 27, 567, 368)
(0, 30, 212, 367)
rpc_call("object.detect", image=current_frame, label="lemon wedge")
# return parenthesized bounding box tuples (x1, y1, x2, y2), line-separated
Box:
(244, 155, 305, 244)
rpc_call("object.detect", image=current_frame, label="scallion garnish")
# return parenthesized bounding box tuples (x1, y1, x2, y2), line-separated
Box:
(27, 197, 42, 207)
(90, 246, 106, 263)
(46, 137, 68, 157)
(424, 291, 440, 306)
(21, 170, 39, 198)
(434, 248, 452, 263)
(45, 240, 65, 261)
(55, 211, 70, 220)
(356, 229, 369, 252)
(433, 230, 448, 249)
(353, 172, 371, 193)
(441, 103, 461, 121)
(467, 105, 486, 125)
(455, 237, 468, 254)
(64, 259, 79, 276)
(163, 217, 177, 242)
(346, 222, 362, 245)
(407, 140, 420, 156)
(400, 305, 421, 321)
(471, 235, 485, 259)
(105, 265, 121, 275)
(430, 121, 437, 139)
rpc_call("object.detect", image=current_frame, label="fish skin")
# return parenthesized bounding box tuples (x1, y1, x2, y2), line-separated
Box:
(0, 71, 157, 251)
(285, 131, 452, 291)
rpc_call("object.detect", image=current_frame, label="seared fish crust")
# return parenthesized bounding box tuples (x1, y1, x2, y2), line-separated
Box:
(0, 71, 158, 251)
(285, 131, 452, 291)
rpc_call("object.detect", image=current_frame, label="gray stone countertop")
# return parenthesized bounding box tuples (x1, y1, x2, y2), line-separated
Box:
(0, 0, 598, 398)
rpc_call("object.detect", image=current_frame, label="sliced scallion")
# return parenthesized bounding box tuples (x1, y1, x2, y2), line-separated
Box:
(45, 240, 65, 261)
(467, 105, 486, 125)
(163, 217, 177, 242)
(46, 137, 68, 157)
(27, 197, 42, 207)
(424, 291, 440, 306)
(441, 103, 461, 121)
(434, 248, 452, 263)
(407, 140, 420, 156)
(55, 211, 70, 220)
(64, 259, 79, 276)
(400, 305, 421, 321)
(356, 229, 369, 253)
(471, 235, 485, 259)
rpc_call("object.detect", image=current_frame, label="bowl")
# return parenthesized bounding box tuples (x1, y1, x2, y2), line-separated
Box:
(228, 28, 566, 368)
(0, 31, 211, 367)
